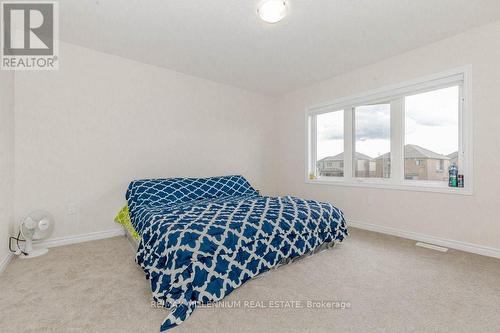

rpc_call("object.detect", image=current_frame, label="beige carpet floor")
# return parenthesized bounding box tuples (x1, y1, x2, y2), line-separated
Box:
(0, 228, 499, 333)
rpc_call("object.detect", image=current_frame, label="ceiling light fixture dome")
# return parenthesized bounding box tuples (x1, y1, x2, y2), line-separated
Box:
(257, 0, 288, 24)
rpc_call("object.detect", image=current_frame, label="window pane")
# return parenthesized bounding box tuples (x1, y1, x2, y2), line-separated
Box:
(404, 86, 459, 181)
(316, 110, 344, 177)
(354, 104, 391, 178)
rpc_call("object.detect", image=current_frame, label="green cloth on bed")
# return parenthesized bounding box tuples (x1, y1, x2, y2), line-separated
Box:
(114, 205, 140, 241)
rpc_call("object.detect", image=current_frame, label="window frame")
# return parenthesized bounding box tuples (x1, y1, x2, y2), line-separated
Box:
(305, 67, 473, 195)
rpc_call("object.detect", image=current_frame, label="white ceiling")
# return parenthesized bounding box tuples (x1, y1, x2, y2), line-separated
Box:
(60, 1, 500, 96)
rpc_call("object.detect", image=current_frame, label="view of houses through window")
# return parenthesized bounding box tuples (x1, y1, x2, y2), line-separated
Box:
(354, 103, 391, 178)
(316, 110, 344, 177)
(314, 85, 460, 182)
(404, 86, 459, 181)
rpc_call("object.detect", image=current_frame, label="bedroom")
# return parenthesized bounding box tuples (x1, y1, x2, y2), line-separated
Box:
(0, 1, 499, 332)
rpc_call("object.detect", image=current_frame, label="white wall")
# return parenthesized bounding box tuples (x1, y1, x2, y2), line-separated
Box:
(275, 21, 500, 250)
(0, 71, 15, 264)
(12, 22, 500, 254)
(14, 42, 276, 239)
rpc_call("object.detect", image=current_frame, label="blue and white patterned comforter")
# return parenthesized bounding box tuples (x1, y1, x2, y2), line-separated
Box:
(126, 175, 348, 331)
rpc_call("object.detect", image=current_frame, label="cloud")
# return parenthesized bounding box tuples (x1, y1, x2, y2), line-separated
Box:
(317, 104, 391, 141)
(356, 125, 389, 141)
(355, 105, 390, 141)
(319, 131, 343, 140)
(317, 85, 459, 142)
(317, 111, 344, 141)
(406, 109, 457, 127)
(405, 86, 459, 127)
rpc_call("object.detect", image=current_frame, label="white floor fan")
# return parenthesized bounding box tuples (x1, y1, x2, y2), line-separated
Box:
(16, 210, 54, 259)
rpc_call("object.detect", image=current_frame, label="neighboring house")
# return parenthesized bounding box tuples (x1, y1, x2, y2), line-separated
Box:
(318, 145, 452, 181)
(353, 152, 377, 177)
(317, 152, 374, 177)
(316, 153, 345, 177)
(375, 144, 450, 181)
(447, 151, 458, 166)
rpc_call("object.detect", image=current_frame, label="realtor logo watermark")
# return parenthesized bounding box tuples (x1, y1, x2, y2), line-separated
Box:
(1, 1, 58, 70)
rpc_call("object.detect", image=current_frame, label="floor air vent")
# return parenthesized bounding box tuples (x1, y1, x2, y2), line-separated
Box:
(415, 242, 449, 252)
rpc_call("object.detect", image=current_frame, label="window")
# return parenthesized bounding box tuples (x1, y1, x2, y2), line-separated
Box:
(438, 160, 445, 172)
(354, 103, 391, 178)
(306, 68, 472, 194)
(405, 86, 459, 181)
(315, 110, 344, 177)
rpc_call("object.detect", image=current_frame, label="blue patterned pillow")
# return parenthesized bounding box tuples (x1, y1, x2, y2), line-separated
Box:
(126, 175, 258, 209)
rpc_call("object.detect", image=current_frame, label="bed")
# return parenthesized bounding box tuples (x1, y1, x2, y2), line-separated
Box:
(118, 175, 348, 331)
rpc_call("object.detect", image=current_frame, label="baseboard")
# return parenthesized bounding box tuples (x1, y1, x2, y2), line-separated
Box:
(349, 220, 500, 259)
(0, 228, 125, 274)
(34, 228, 125, 249)
(0, 252, 14, 274)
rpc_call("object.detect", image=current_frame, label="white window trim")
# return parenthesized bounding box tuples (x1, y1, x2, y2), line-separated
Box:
(305, 66, 473, 195)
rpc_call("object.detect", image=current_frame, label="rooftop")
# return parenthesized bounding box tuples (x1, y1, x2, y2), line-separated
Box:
(319, 152, 374, 162)
(319, 145, 454, 162)
(375, 144, 451, 160)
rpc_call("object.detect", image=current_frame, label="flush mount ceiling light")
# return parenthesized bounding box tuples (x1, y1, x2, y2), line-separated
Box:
(257, 0, 288, 24)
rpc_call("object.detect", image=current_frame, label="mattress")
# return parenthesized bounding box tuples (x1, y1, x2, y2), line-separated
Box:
(124, 224, 140, 250)
(123, 175, 348, 331)
(122, 215, 336, 260)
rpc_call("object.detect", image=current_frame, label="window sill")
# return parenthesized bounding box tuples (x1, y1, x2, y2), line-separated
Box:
(305, 178, 473, 195)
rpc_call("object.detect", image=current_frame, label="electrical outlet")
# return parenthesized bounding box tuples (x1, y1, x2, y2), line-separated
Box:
(67, 203, 77, 215)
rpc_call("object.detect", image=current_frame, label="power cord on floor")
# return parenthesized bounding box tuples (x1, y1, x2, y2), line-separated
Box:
(9, 230, 28, 255)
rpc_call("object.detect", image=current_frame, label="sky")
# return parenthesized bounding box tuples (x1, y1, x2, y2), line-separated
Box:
(316, 86, 459, 160)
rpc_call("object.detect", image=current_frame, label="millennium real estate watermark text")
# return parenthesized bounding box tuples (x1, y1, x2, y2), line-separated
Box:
(151, 299, 352, 310)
